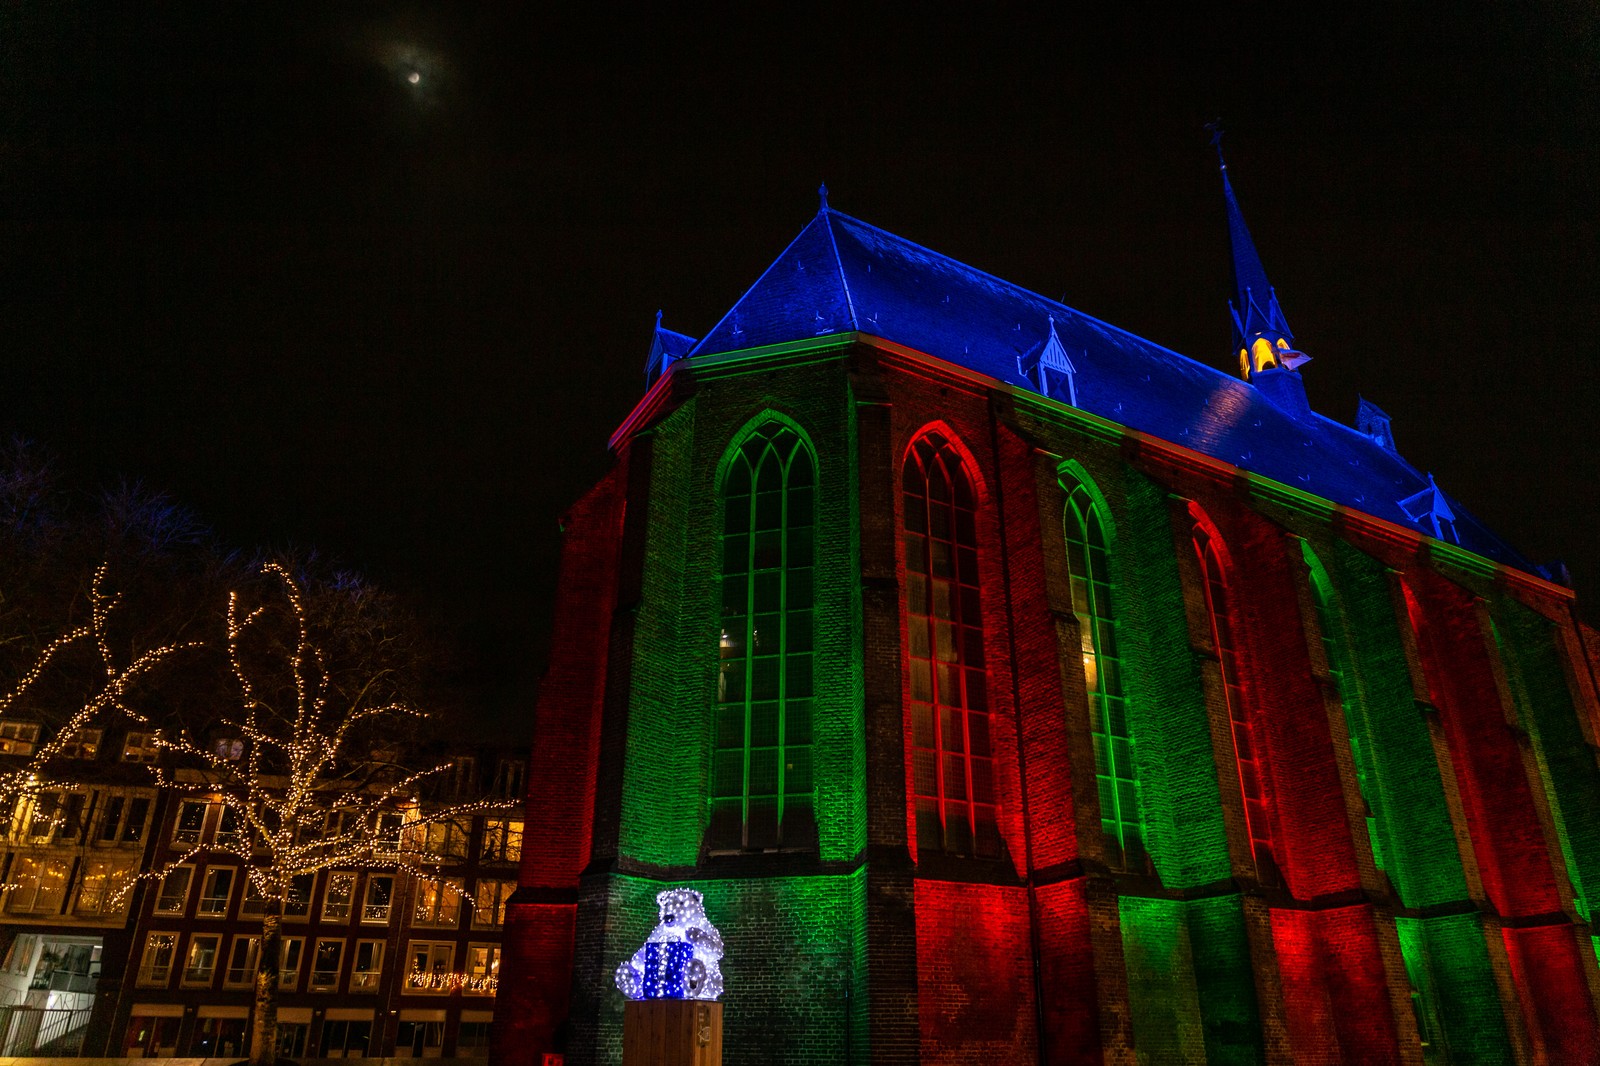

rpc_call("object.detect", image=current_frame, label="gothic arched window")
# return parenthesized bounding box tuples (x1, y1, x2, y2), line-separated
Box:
(904, 431, 998, 858)
(713, 422, 816, 850)
(1301, 542, 1387, 875)
(1193, 521, 1278, 882)
(1064, 479, 1144, 868)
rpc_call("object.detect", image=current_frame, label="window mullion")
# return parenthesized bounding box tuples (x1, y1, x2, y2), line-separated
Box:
(775, 448, 788, 839)
(742, 466, 758, 848)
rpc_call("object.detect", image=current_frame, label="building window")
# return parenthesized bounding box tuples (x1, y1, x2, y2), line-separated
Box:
(216, 805, 242, 847)
(458, 1020, 492, 1056)
(404, 941, 454, 993)
(276, 1023, 308, 1058)
(309, 939, 344, 991)
(75, 856, 136, 916)
(322, 1020, 372, 1058)
(472, 878, 513, 928)
(173, 800, 207, 845)
(464, 944, 499, 995)
(137, 933, 178, 987)
(154, 866, 193, 915)
(323, 871, 356, 921)
(284, 874, 313, 920)
(448, 757, 477, 797)
(419, 820, 467, 862)
(60, 727, 101, 759)
(397, 1020, 445, 1058)
(1302, 542, 1387, 874)
(182, 933, 221, 987)
(1194, 521, 1279, 883)
(223, 936, 259, 987)
(480, 819, 522, 864)
(494, 758, 526, 799)
(279, 937, 304, 989)
(350, 940, 383, 992)
(198, 866, 235, 917)
(1064, 478, 1145, 869)
(4, 854, 71, 914)
(363, 874, 394, 923)
(904, 431, 997, 858)
(413, 877, 463, 927)
(98, 795, 151, 843)
(0, 721, 40, 756)
(712, 421, 817, 851)
(213, 736, 244, 761)
(121, 731, 159, 763)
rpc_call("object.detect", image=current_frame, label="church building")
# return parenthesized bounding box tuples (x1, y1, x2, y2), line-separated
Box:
(493, 154, 1600, 1065)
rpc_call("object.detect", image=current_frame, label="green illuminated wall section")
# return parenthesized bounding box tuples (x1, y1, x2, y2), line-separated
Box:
(1492, 604, 1600, 924)
(1395, 915, 1512, 1065)
(1324, 540, 1467, 909)
(1301, 541, 1388, 874)
(1103, 469, 1234, 889)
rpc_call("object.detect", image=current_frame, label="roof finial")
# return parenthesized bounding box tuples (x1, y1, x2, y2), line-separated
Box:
(655, 309, 663, 329)
(818, 183, 830, 213)
(1204, 118, 1226, 171)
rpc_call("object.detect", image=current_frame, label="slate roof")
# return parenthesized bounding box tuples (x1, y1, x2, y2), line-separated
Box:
(680, 204, 1539, 577)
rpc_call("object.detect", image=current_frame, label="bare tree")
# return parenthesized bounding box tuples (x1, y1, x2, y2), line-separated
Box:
(128, 562, 505, 1066)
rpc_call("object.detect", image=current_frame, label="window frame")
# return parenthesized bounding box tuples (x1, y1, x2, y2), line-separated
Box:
(137, 932, 179, 988)
(308, 938, 345, 992)
(181, 932, 222, 988)
(153, 865, 194, 916)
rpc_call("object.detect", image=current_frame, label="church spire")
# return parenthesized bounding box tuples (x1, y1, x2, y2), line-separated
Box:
(1207, 123, 1306, 382)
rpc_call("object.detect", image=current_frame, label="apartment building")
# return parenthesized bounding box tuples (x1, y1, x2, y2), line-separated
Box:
(111, 749, 524, 1058)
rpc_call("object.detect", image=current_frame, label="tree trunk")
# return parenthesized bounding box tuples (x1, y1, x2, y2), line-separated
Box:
(249, 904, 282, 1066)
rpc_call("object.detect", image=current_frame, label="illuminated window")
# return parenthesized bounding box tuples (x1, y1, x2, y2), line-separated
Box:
(75, 856, 136, 916)
(472, 878, 513, 928)
(1064, 479, 1145, 868)
(464, 944, 499, 995)
(223, 936, 259, 987)
(121, 731, 159, 763)
(712, 420, 817, 851)
(0, 721, 40, 755)
(404, 940, 454, 994)
(322, 872, 356, 921)
(5, 854, 72, 914)
(1302, 543, 1386, 874)
(153, 866, 193, 915)
(413, 877, 464, 927)
(309, 939, 344, 991)
(137, 933, 178, 987)
(182, 933, 221, 986)
(350, 940, 383, 992)
(480, 818, 522, 864)
(905, 431, 998, 858)
(1194, 522, 1279, 883)
(420, 820, 467, 862)
(213, 736, 244, 761)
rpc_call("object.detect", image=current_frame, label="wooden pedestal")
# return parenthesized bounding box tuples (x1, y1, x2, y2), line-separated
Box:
(622, 999, 723, 1066)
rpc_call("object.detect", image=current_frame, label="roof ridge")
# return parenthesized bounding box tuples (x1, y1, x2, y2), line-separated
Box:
(825, 207, 1242, 385)
(820, 208, 858, 330)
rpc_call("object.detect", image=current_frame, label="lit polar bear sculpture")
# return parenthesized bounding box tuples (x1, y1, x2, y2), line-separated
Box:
(614, 887, 724, 1001)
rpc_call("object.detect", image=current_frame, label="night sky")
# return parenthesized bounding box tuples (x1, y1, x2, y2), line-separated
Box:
(3, 5, 1596, 731)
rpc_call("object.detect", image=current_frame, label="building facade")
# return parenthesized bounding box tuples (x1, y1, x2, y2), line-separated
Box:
(111, 751, 524, 1059)
(495, 175, 1600, 1065)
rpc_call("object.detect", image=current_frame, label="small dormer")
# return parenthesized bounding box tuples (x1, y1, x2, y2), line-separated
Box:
(1357, 397, 1397, 452)
(1017, 318, 1079, 407)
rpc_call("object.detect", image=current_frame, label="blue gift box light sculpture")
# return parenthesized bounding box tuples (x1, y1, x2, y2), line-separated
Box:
(615, 888, 725, 1001)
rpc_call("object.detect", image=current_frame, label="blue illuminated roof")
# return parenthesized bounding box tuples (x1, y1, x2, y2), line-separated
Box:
(685, 205, 1539, 576)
